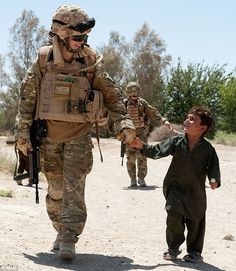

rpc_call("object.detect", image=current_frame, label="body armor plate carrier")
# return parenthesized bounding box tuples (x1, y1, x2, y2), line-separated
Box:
(37, 46, 106, 124)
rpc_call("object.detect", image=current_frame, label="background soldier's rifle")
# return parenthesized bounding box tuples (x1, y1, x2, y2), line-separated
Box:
(14, 120, 47, 204)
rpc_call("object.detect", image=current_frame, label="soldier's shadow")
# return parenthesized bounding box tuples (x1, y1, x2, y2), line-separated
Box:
(123, 185, 160, 191)
(23, 252, 159, 271)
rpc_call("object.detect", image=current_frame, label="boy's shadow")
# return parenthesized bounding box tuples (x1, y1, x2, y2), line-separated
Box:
(23, 252, 158, 271)
(158, 259, 226, 271)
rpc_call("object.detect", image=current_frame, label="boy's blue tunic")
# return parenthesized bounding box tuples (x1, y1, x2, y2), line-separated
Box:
(142, 134, 221, 220)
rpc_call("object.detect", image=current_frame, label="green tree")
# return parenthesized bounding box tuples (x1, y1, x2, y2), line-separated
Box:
(0, 55, 9, 89)
(162, 60, 228, 136)
(0, 10, 48, 132)
(98, 23, 171, 106)
(128, 23, 171, 105)
(219, 78, 236, 132)
(0, 55, 11, 132)
(98, 31, 129, 85)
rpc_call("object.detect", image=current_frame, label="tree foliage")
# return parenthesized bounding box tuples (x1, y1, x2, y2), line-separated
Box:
(219, 78, 236, 132)
(128, 23, 171, 104)
(0, 55, 9, 89)
(0, 10, 48, 132)
(98, 31, 129, 84)
(98, 23, 171, 108)
(162, 60, 229, 134)
(8, 10, 48, 83)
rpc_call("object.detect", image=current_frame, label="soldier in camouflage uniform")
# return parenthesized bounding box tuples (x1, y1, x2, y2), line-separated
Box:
(125, 82, 172, 187)
(15, 5, 135, 260)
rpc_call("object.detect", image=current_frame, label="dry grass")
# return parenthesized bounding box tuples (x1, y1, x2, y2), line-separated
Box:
(0, 189, 14, 198)
(213, 131, 236, 146)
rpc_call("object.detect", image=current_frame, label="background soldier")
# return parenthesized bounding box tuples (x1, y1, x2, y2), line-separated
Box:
(125, 82, 172, 187)
(15, 4, 135, 261)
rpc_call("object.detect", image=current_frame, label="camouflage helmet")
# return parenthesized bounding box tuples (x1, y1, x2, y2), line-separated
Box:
(126, 82, 141, 96)
(51, 5, 95, 40)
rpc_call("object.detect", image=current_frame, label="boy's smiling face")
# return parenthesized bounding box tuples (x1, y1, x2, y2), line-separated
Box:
(183, 113, 207, 137)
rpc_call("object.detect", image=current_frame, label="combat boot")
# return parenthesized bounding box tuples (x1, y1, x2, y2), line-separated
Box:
(59, 241, 76, 260)
(130, 179, 137, 187)
(138, 178, 147, 187)
(53, 234, 60, 250)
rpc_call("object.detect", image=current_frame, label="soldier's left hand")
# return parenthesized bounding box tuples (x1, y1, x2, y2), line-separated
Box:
(116, 128, 136, 144)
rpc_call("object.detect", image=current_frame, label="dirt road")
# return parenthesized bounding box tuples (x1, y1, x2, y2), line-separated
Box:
(0, 137, 235, 271)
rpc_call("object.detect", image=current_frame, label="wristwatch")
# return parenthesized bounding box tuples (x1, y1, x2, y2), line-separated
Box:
(210, 178, 216, 183)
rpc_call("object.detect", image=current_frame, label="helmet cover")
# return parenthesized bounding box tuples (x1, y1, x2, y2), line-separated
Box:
(126, 82, 140, 96)
(51, 5, 95, 40)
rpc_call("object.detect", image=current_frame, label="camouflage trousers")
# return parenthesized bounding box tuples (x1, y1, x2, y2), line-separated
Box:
(126, 132, 147, 181)
(40, 134, 93, 243)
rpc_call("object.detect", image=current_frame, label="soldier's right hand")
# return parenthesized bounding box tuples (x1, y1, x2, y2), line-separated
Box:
(116, 128, 136, 144)
(16, 139, 33, 156)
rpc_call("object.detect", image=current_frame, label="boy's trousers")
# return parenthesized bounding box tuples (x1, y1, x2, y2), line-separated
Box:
(166, 210, 205, 253)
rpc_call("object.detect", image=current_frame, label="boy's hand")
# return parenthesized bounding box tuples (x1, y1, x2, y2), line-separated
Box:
(128, 137, 144, 149)
(209, 180, 218, 190)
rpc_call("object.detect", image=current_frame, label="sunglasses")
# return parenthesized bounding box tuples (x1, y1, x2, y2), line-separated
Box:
(71, 34, 88, 42)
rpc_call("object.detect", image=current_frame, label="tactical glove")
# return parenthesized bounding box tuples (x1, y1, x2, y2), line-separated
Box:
(16, 139, 33, 156)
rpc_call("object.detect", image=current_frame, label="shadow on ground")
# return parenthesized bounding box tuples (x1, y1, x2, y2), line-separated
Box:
(23, 252, 158, 271)
(23, 252, 226, 271)
(123, 185, 160, 191)
(155, 259, 226, 271)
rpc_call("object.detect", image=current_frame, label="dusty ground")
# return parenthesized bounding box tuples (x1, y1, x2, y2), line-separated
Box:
(0, 136, 235, 271)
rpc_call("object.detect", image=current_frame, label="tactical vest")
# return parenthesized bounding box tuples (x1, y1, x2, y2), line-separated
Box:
(127, 104, 145, 129)
(36, 46, 108, 126)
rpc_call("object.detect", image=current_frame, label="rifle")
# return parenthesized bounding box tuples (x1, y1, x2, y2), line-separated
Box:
(14, 120, 47, 204)
(120, 142, 126, 166)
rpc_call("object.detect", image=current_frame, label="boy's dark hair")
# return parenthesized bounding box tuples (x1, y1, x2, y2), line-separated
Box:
(188, 106, 213, 134)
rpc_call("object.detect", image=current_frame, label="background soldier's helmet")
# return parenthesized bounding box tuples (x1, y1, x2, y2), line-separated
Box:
(126, 82, 141, 97)
(51, 4, 95, 40)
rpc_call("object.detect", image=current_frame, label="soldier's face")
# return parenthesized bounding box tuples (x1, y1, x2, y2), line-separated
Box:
(68, 35, 87, 49)
(130, 95, 138, 101)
